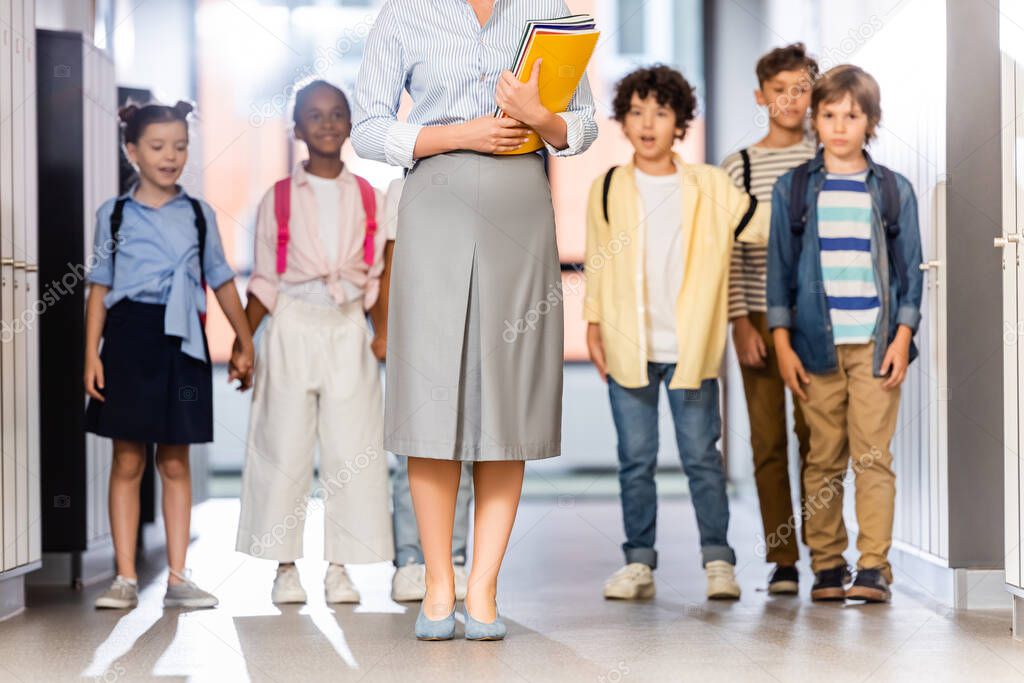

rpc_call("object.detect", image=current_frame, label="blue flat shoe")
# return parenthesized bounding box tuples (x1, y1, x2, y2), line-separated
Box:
(415, 603, 456, 641)
(464, 607, 507, 641)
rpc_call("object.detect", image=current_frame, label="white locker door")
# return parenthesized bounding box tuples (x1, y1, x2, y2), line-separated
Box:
(0, 0, 16, 572)
(11, 0, 29, 567)
(24, 0, 39, 565)
(1001, 54, 1021, 590)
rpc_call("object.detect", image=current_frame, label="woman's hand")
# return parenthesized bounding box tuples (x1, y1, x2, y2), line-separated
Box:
(586, 322, 608, 383)
(880, 325, 912, 390)
(455, 116, 532, 154)
(495, 59, 547, 128)
(371, 333, 387, 362)
(84, 352, 105, 402)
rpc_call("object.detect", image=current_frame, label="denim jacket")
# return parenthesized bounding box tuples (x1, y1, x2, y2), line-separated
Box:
(766, 150, 924, 376)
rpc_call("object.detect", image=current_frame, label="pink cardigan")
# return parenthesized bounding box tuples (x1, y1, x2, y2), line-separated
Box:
(248, 163, 387, 312)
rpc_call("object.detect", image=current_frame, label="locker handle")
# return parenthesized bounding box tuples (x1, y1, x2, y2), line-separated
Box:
(1, 258, 13, 266)
(13, 261, 25, 269)
(919, 261, 941, 271)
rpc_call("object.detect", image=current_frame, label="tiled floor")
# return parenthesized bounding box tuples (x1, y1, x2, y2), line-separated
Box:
(1, 495, 1022, 682)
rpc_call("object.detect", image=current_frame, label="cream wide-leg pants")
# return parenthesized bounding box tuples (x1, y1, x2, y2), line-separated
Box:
(236, 294, 394, 565)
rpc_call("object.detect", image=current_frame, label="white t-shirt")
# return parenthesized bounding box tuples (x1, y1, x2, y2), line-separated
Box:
(635, 167, 685, 364)
(279, 172, 361, 306)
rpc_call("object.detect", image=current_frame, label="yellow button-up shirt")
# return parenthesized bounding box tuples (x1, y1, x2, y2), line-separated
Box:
(583, 155, 769, 390)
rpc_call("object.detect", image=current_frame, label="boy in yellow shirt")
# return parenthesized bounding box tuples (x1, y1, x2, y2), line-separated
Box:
(585, 65, 767, 601)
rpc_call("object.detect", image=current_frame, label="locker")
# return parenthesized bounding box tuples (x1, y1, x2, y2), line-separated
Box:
(1, 0, 16, 573)
(12, 0, 30, 567)
(24, 0, 40, 566)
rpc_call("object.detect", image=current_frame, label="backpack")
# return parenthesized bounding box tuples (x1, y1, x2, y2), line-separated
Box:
(785, 158, 905, 296)
(601, 164, 758, 239)
(272, 174, 377, 274)
(110, 195, 209, 325)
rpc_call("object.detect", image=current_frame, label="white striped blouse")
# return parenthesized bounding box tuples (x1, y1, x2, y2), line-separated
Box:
(351, 0, 599, 169)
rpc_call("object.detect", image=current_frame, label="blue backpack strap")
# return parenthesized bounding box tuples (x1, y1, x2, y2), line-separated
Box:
(788, 161, 812, 294)
(601, 165, 618, 224)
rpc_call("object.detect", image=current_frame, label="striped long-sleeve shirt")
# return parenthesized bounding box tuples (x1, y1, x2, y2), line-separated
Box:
(351, 0, 599, 169)
(722, 140, 817, 319)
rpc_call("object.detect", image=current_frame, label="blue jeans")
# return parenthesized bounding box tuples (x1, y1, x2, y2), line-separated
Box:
(608, 365, 735, 568)
(391, 455, 474, 566)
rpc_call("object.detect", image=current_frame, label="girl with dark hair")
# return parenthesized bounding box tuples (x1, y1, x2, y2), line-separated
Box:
(85, 101, 254, 610)
(233, 80, 393, 605)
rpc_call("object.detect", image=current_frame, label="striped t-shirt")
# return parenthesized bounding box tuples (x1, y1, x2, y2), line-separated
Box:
(818, 170, 879, 345)
(722, 140, 817, 318)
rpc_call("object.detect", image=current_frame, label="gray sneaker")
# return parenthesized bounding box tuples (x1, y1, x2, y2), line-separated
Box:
(95, 576, 139, 609)
(164, 569, 219, 609)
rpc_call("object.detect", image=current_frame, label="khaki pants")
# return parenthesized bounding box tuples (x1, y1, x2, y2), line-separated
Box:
(799, 342, 900, 582)
(739, 312, 811, 566)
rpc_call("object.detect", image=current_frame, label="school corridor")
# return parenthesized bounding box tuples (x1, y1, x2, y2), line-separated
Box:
(3, 0, 1024, 681)
(2, 493, 1022, 683)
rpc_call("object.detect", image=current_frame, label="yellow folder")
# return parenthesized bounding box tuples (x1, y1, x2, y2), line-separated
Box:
(495, 31, 600, 155)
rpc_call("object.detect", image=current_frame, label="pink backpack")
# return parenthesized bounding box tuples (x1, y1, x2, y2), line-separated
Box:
(272, 174, 378, 274)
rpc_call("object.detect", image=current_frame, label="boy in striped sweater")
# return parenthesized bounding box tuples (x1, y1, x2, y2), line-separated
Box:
(766, 65, 923, 603)
(722, 44, 818, 595)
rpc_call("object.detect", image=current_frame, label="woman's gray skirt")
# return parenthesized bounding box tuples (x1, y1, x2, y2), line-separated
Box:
(384, 150, 562, 462)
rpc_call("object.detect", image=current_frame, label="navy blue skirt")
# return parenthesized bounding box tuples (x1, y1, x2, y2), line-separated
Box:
(85, 300, 213, 444)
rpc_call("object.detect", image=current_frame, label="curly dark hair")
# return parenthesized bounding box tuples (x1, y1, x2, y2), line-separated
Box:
(612, 65, 697, 140)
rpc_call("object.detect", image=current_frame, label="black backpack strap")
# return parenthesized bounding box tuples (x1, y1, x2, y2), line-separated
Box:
(601, 165, 618, 224)
(733, 194, 758, 240)
(108, 198, 128, 283)
(186, 197, 207, 283)
(788, 161, 812, 294)
(109, 198, 128, 251)
(739, 148, 752, 194)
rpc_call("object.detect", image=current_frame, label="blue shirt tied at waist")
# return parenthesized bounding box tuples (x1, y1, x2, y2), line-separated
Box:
(86, 186, 236, 363)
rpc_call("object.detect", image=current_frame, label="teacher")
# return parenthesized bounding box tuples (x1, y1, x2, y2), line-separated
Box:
(352, 0, 597, 641)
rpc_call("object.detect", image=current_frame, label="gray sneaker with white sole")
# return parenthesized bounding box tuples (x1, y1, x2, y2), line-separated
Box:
(164, 569, 219, 609)
(95, 576, 139, 609)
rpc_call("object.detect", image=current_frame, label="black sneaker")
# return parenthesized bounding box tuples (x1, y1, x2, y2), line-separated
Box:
(767, 565, 799, 595)
(810, 565, 851, 602)
(846, 568, 891, 603)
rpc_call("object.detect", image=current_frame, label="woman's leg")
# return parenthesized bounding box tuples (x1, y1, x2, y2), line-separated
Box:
(408, 456, 462, 618)
(465, 460, 525, 622)
(109, 439, 147, 580)
(156, 443, 191, 585)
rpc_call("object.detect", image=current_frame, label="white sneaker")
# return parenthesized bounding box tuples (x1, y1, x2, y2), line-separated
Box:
(271, 563, 307, 604)
(603, 563, 655, 600)
(454, 564, 469, 601)
(95, 575, 139, 609)
(391, 561, 426, 602)
(706, 560, 741, 600)
(325, 564, 361, 604)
